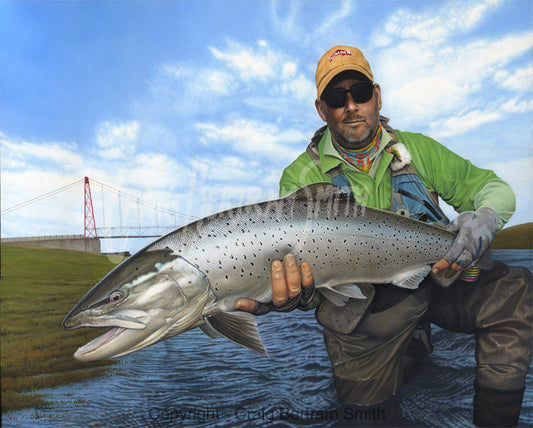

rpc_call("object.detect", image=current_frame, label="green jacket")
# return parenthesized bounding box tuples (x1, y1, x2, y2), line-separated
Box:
(279, 126, 515, 230)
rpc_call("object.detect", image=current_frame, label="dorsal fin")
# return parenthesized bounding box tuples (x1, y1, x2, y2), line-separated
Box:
(283, 182, 353, 203)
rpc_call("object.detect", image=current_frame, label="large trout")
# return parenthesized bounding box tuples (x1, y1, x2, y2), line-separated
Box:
(63, 183, 455, 361)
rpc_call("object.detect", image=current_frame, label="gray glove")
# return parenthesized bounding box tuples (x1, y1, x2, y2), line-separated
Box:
(444, 207, 498, 269)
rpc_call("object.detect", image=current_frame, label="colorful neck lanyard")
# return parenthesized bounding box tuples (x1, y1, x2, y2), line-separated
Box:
(332, 124, 383, 173)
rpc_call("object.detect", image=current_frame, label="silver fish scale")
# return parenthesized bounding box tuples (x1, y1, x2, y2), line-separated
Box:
(151, 186, 455, 307)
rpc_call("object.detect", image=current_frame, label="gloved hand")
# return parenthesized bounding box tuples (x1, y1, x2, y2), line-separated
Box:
(235, 254, 316, 315)
(443, 207, 499, 269)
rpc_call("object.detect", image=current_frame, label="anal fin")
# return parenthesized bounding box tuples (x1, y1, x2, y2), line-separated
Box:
(391, 265, 431, 289)
(204, 311, 267, 356)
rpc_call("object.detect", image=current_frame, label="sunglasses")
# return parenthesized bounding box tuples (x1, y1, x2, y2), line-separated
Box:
(321, 82, 374, 109)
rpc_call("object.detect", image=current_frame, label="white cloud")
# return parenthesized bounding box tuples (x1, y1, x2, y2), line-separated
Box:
(208, 39, 315, 100)
(209, 40, 281, 82)
(1, 169, 83, 236)
(1, 136, 82, 170)
(96, 120, 140, 159)
(118, 153, 189, 190)
(195, 119, 305, 162)
(190, 156, 260, 182)
(429, 109, 502, 139)
(377, 0, 503, 46)
(496, 63, 533, 91)
(377, 30, 533, 129)
(428, 95, 533, 139)
(270, 0, 353, 46)
(161, 64, 236, 95)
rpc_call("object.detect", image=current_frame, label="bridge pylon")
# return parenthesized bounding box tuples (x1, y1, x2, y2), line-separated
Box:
(84, 176, 98, 238)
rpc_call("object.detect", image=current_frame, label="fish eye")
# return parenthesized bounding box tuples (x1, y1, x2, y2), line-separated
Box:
(109, 290, 124, 304)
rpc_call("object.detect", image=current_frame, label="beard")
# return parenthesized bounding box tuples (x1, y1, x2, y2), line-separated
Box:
(329, 115, 378, 150)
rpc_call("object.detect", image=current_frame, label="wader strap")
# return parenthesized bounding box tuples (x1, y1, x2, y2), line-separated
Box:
(306, 125, 352, 194)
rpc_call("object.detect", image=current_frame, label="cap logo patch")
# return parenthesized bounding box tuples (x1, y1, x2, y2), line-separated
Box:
(329, 49, 352, 62)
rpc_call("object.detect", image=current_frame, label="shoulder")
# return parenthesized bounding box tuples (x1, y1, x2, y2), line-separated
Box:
(393, 129, 457, 164)
(280, 144, 328, 197)
(394, 129, 440, 147)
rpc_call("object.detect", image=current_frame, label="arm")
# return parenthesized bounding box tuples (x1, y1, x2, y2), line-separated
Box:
(397, 131, 516, 272)
(397, 130, 516, 228)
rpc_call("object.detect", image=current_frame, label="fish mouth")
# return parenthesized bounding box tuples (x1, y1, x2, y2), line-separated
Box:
(63, 310, 147, 331)
(74, 327, 128, 361)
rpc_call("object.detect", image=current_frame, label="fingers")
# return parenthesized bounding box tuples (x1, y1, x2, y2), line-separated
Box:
(236, 254, 313, 313)
(432, 258, 463, 274)
(284, 254, 302, 298)
(272, 254, 311, 306)
(272, 260, 289, 306)
(234, 297, 257, 312)
(300, 262, 314, 287)
(432, 258, 450, 274)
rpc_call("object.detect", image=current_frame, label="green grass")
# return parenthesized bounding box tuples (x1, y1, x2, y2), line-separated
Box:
(1, 245, 124, 413)
(493, 222, 533, 249)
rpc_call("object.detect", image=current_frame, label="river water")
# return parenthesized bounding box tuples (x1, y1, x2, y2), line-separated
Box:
(3, 250, 532, 427)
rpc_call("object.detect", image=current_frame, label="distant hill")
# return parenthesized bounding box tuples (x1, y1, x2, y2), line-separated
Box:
(492, 222, 533, 249)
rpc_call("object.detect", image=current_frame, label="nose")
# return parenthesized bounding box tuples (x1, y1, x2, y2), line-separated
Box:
(344, 92, 359, 111)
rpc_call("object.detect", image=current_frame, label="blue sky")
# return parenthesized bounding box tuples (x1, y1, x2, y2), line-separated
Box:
(1, 0, 532, 253)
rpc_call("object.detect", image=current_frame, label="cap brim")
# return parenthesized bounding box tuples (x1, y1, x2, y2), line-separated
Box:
(318, 64, 373, 97)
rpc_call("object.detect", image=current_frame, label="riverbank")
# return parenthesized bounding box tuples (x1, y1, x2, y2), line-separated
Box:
(493, 222, 533, 249)
(0, 245, 123, 413)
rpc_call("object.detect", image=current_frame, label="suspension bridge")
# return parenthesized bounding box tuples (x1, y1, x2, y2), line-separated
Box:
(1, 177, 197, 249)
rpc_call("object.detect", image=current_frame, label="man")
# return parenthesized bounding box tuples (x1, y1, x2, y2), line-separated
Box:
(235, 45, 532, 427)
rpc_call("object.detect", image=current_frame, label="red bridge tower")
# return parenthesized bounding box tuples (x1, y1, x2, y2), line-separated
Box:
(84, 176, 98, 238)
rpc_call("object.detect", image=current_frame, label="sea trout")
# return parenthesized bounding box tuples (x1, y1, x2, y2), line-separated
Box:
(63, 183, 456, 361)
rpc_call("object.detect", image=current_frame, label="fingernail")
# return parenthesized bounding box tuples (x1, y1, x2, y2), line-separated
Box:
(284, 254, 295, 265)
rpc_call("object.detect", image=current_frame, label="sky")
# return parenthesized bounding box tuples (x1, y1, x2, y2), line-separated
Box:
(1, 0, 532, 254)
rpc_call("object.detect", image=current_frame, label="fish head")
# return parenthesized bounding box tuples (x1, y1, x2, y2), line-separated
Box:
(63, 248, 210, 361)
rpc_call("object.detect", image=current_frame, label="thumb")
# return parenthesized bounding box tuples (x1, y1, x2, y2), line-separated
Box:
(234, 298, 258, 312)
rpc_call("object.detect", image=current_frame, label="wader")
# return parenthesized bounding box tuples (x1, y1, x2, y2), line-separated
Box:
(306, 118, 533, 426)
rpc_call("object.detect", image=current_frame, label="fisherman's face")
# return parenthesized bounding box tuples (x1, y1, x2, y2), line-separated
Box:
(315, 78, 382, 150)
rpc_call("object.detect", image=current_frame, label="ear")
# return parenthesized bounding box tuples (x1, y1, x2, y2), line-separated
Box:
(374, 84, 382, 111)
(315, 98, 327, 122)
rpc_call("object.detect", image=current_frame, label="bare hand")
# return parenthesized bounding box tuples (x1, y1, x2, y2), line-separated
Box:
(235, 253, 314, 314)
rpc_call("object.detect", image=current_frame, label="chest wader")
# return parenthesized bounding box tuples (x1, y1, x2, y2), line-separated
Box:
(305, 118, 532, 426)
(305, 117, 447, 405)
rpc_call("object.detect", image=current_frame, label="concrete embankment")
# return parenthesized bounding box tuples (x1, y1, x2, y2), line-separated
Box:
(1, 235, 101, 253)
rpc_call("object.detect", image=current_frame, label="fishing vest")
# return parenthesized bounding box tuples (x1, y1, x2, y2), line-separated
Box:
(305, 116, 449, 225)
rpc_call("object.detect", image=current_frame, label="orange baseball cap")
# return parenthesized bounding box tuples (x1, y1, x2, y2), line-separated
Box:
(315, 45, 373, 97)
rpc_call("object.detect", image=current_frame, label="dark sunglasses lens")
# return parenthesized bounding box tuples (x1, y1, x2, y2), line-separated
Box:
(323, 82, 374, 108)
(351, 83, 374, 103)
(323, 88, 347, 109)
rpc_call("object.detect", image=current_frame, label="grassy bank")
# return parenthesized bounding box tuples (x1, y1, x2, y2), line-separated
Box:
(493, 222, 533, 249)
(1, 245, 123, 413)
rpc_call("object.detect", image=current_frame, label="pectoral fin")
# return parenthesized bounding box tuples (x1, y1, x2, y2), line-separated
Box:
(391, 265, 431, 289)
(204, 312, 267, 356)
(199, 322, 219, 339)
